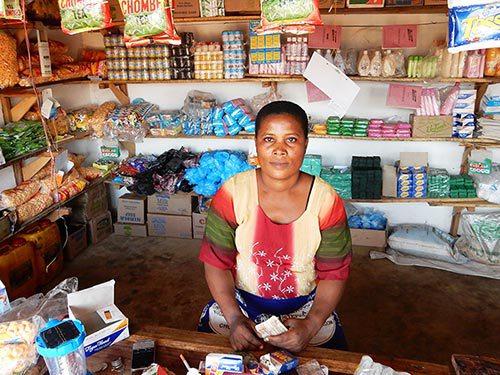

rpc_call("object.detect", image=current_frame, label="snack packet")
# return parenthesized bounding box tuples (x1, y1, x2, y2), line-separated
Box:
(58, 0, 113, 35)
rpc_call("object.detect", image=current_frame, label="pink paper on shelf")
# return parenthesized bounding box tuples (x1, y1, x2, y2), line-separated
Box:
(306, 80, 330, 103)
(386, 83, 423, 109)
(309, 25, 342, 49)
(382, 24, 417, 49)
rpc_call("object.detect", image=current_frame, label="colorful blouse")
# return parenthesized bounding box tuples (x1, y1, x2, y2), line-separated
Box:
(199, 169, 352, 300)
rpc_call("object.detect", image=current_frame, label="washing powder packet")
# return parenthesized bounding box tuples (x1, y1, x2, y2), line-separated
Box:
(448, 0, 500, 52)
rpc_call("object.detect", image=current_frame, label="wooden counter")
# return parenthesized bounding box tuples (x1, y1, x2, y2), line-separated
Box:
(86, 327, 450, 375)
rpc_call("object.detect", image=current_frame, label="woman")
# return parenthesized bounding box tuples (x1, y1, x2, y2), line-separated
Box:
(198, 101, 352, 352)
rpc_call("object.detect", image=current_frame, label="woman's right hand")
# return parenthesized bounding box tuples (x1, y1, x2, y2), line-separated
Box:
(228, 315, 263, 351)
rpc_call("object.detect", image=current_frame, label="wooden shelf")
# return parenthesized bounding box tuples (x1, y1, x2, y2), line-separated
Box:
(0, 133, 88, 172)
(145, 133, 500, 145)
(345, 197, 496, 207)
(1, 174, 110, 242)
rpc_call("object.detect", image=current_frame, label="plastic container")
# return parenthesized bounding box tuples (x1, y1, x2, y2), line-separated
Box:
(18, 219, 63, 286)
(36, 319, 87, 375)
(0, 238, 38, 299)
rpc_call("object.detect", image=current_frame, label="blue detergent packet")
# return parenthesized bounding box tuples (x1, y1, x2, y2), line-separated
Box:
(449, 1, 500, 52)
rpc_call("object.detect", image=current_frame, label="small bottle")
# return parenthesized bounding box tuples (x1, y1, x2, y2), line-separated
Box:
(450, 52, 460, 78)
(457, 51, 467, 78)
(285, 37, 292, 57)
(324, 49, 334, 64)
(415, 56, 423, 78)
(301, 37, 308, 57)
(479, 49, 486, 77)
(441, 49, 452, 78)
(369, 50, 382, 77)
(314, 49, 323, 58)
(291, 37, 298, 58)
(382, 50, 396, 77)
(485, 48, 498, 76)
(358, 50, 371, 76)
(333, 49, 345, 72)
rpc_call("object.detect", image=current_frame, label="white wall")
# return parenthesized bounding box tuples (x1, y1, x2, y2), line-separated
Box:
(3, 12, 500, 232)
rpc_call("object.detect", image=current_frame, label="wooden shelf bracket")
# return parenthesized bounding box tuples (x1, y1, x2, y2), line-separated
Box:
(99, 82, 130, 105)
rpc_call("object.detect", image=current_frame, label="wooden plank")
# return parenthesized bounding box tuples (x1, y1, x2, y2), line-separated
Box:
(86, 327, 450, 375)
(450, 207, 464, 237)
(452, 354, 500, 374)
(475, 82, 489, 114)
(11, 96, 37, 122)
(108, 83, 130, 105)
(1, 96, 12, 123)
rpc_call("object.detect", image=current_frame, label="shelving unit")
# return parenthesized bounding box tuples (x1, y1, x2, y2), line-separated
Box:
(0, 6, 498, 240)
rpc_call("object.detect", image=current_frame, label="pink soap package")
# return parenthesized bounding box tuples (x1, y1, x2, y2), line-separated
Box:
(368, 120, 412, 138)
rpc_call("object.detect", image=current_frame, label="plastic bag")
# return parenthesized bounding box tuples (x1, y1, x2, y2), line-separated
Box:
(0, 316, 44, 375)
(0, 32, 19, 89)
(388, 224, 468, 264)
(259, 0, 322, 34)
(354, 356, 410, 375)
(250, 89, 282, 114)
(472, 163, 500, 204)
(448, 1, 500, 53)
(348, 208, 386, 230)
(58, 0, 113, 34)
(120, 0, 181, 48)
(455, 212, 500, 265)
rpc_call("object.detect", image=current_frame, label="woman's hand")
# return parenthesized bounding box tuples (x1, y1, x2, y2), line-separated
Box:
(266, 318, 319, 353)
(229, 315, 264, 351)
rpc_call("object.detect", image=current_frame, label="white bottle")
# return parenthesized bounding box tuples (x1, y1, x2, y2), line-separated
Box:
(369, 50, 382, 77)
(301, 37, 308, 57)
(382, 50, 396, 77)
(314, 49, 323, 58)
(358, 50, 371, 77)
(324, 49, 334, 64)
(333, 49, 345, 72)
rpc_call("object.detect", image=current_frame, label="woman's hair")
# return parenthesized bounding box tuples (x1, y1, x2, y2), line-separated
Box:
(255, 101, 309, 137)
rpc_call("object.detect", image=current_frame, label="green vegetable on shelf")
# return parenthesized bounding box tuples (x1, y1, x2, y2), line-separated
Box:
(0, 121, 46, 160)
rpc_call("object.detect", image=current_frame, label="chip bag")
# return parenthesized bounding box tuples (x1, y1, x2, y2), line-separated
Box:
(259, 0, 322, 34)
(58, 0, 113, 34)
(4, 0, 23, 19)
(119, 0, 181, 48)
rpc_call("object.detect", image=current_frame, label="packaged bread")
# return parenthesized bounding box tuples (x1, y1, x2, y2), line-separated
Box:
(16, 193, 53, 223)
(0, 180, 41, 207)
(89, 101, 116, 138)
(77, 166, 104, 182)
(0, 31, 19, 89)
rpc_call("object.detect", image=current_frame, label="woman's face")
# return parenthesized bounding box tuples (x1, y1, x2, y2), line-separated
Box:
(256, 113, 308, 180)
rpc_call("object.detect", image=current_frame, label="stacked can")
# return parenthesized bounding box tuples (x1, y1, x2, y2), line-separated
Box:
(194, 43, 224, 80)
(104, 34, 128, 81)
(172, 32, 194, 80)
(222, 31, 245, 79)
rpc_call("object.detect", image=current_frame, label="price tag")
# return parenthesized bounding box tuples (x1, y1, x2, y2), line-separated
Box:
(386, 84, 422, 109)
(309, 25, 342, 49)
(383, 24, 417, 49)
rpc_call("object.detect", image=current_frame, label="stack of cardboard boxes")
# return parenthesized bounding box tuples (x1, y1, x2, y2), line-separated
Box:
(116, 193, 199, 238)
(67, 183, 112, 259)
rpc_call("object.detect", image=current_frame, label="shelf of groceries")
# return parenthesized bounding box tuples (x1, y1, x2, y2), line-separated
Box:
(2, 75, 500, 97)
(1, 172, 110, 243)
(0, 132, 89, 172)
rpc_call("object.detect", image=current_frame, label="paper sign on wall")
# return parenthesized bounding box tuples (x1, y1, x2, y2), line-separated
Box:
(306, 81, 330, 103)
(309, 25, 342, 49)
(386, 84, 422, 109)
(303, 52, 360, 117)
(383, 24, 417, 49)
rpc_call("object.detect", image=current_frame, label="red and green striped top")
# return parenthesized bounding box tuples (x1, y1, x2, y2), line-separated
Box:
(199, 169, 352, 300)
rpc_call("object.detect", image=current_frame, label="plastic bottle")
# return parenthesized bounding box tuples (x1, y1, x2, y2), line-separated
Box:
(457, 51, 467, 78)
(479, 49, 486, 77)
(314, 49, 323, 58)
(485, 48, 498, 76)
(333, 49, 346, 72)
(382, 50, 396, 77)
(450, 52, 460, 78)
(415, 56, 423, 78)
(407, 56, 415, 77)
(358, 50, 371, 77)
(441, 49, 452, 78)
(369, 50, 382, 77)
(301, 37, 308, 57)
(465, 51, 482, 78)
(324, 49, 334, 64)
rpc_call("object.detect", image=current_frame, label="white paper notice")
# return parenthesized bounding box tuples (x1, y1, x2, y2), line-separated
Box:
(303, 52, 360, 118)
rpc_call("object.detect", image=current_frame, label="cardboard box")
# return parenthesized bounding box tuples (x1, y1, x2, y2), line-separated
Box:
(69, 183, 109, 223)
(224, 0, 260, 12)
(118, 193, 146, 224)
(113, 223, 148, 237)
(319, 0, 345, 9)
(411, 115, 453, 138)
(350, 228, 387, 248)
(382, 165, 398, 198)
(347, 0, 384, 7)
(64, 224, 88, 261)
(88, 211, 113, 245)
(147, 193, 197, 216)
(147, 213, 192, 238)
(68, 280, 129, 357)
(400, 152, 428, 169)
(192, 212, 207, 239)
(173, 0, 200, 17)
(385, 0, 422, 5)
